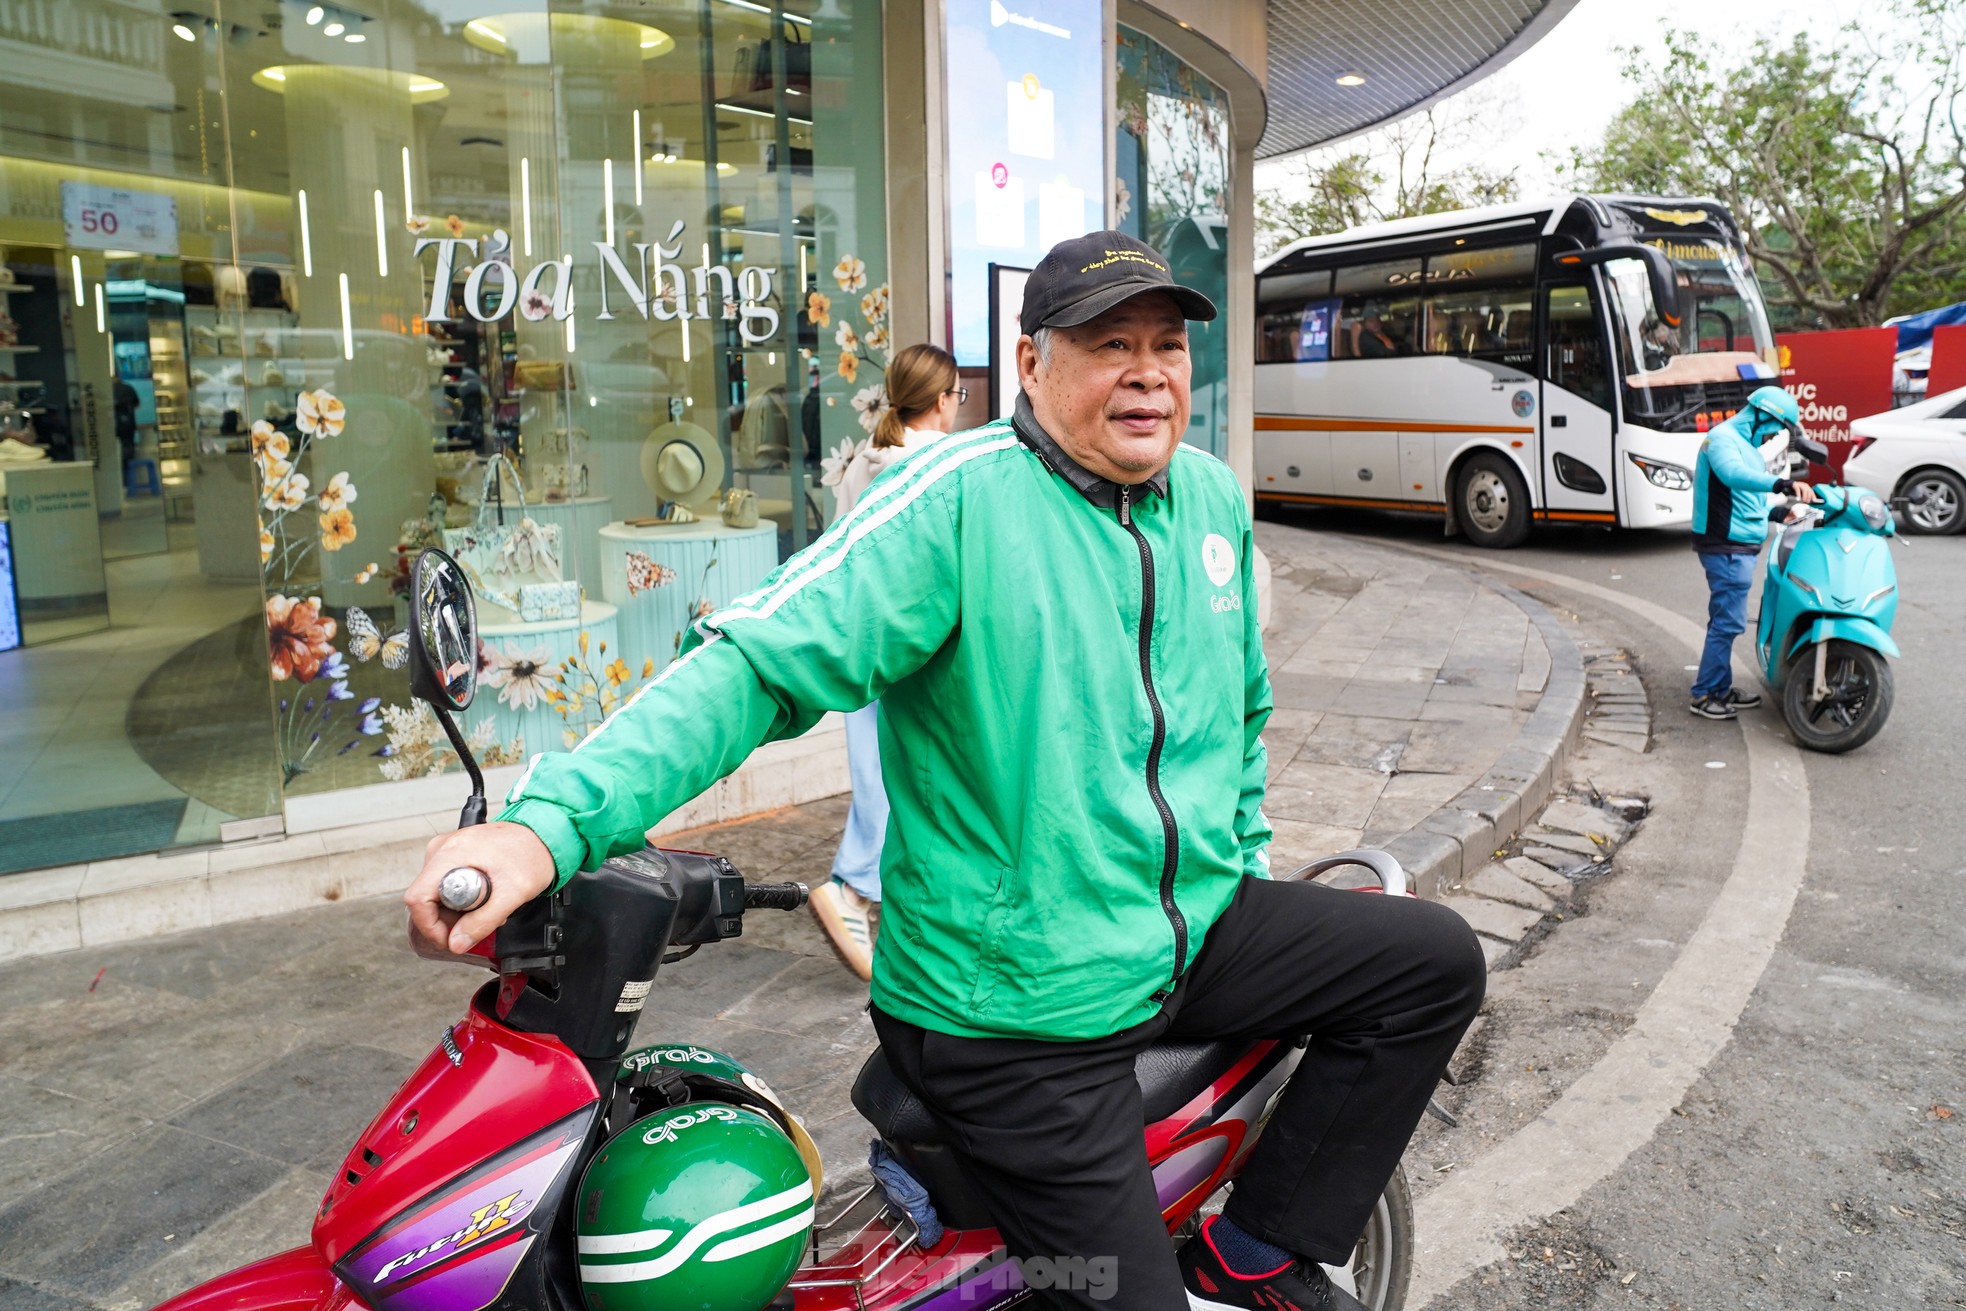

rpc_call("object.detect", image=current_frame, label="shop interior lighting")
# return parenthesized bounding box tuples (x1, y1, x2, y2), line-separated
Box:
(632, 111, 644, 203)
(253, 66, 449, 103)
(401, 146, 413, 218)
(1335, 71, 1367, 86)
(373, 189, 389, 277)
(716, 100, 812, 127)
(464, 14, 672, 60)
(339, 273, 354, 359)
(93, 283, 106, 333)
(717, 0, 812, 25)
(298, 189, 314, 276)
(172, 22, 199, 41)
(520, 157, 532, 256)
(70, 256, 84, 306)
(305, 4, 324, 23)
(565, 313, 575, 355)
(603, 159, 616, 246)
(345, 32, 365, 43)
(322, 20, 345, 35)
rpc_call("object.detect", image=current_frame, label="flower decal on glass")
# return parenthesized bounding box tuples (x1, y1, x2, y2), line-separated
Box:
(837, 351, 859, 384)
(835, 320, 859, 352)
(266, 471, 311, 512)
(805, 290, 831, 329)
(318, 507, 357, 552)
(266, 594, 338, 682)
(483, 644, 561, 712)
(833, 255, 868, 294)
(317, 471, 358, 512)
(406, 214, 432, 236)
(860, 286, 889, 324)
(851, 384, 890, 435)
(296, 389, 346, 438)
(547, 632, 657, 748)
(820, 436, 864, 487)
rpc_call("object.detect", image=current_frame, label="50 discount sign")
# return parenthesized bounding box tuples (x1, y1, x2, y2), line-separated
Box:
(60, 182, 179, 256)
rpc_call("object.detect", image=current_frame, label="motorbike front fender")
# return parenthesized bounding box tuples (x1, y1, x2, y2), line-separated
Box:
(150, 1247, 348, 1311)
(1785, 615, 1901, 663)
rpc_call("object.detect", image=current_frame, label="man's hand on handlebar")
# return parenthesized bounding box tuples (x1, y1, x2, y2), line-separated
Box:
(1789, 480, 1820, 504)
(406, 821, 558, 955)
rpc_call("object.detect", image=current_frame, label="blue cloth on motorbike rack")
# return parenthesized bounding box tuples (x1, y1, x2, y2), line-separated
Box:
(869, 1140, 944, 1247)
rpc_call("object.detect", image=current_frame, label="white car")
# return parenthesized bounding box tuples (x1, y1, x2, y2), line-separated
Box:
(1842, 384, 1966, 534)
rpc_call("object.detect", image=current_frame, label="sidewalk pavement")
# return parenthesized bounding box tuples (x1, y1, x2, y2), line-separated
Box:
(0, 523, 1586, 1311)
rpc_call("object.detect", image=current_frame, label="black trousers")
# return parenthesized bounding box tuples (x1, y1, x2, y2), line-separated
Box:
(869, 876, 1485, 1310)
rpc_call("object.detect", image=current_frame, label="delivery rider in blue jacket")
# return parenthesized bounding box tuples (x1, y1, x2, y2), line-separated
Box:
(1689, 386, 1818, 719)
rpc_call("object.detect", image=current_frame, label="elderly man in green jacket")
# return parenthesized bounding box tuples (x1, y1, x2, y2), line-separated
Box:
(408, 231, 1483, 1311)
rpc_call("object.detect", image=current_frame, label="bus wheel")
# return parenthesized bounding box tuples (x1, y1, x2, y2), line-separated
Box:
(1455, 451, 1531, 548)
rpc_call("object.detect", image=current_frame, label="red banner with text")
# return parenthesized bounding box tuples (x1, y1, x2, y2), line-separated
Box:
(1775, 327, 1897, 476)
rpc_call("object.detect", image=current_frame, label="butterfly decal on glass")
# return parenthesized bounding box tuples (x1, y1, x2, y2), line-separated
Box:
(346, 605, 410, 670)
(624, 550, 677, 597)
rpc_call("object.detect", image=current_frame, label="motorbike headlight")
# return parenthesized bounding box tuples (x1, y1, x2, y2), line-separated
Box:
(1859, 495, 1889, 531)
(1628, 454, 1692, 491)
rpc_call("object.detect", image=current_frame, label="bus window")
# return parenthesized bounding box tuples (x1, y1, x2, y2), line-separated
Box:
(1256, 269, 1334, 363)
(1421, 282, 1535, 362)
(1543, 283, 1611, 409)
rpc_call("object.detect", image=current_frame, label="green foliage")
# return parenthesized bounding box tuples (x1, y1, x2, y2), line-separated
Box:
(1566, 4, 1966, 327)
(1257, 98, 1521, 257)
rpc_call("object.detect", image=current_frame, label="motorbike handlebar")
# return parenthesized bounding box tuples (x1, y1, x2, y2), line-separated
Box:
(437, 866, 492, 913)
(743, 882, 810, 911)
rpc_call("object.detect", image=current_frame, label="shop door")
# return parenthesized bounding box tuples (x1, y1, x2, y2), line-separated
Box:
(1539, 281, 1618, 518)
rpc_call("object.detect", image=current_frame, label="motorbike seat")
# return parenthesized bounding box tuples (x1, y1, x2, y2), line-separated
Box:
(851, 1037, 1254, 1146)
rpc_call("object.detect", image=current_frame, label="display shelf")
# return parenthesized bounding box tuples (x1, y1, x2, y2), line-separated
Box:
(0, 346, 40, 354)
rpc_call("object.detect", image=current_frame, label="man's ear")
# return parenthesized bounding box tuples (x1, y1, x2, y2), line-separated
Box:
(1016, 334, 1040, 393)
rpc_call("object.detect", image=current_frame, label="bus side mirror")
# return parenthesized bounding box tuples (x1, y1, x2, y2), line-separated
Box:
(1551, 245, 1682, 329)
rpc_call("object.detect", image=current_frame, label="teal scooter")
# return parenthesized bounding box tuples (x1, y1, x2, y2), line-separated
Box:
(1754, 436, 1900, 753)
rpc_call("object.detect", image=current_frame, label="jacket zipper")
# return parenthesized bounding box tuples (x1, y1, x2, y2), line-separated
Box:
(1118, 485, 1187, 1000)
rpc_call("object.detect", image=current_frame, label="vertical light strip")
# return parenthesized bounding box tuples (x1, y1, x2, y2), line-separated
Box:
(603, 159, 615, 247)
(520, 157, 533, 256)
(632, 111, 643, 203)
(93, 283, 106, 333)
(70, 256, 85, 306)
(338, 273, 354, 359)
(401, 146, 414, 219)
(298, 189, 314, 276)
(372, 189, 389, 277)
(799, 242, 808, 291)
(680, 321, 690, 363)
(565, 313, 576, 354)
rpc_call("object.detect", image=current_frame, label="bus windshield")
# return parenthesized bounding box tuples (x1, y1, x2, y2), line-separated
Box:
(1601, 238, 1777, 431)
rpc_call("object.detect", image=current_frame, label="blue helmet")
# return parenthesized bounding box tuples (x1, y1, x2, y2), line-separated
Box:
(1744, 385, 1801, 435)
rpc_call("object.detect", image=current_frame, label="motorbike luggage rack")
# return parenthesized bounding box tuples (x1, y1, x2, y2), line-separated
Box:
(790, 1181, 926, 1310)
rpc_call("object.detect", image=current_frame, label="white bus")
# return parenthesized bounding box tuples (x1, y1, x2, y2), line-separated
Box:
(1253, 195, 1781, 546)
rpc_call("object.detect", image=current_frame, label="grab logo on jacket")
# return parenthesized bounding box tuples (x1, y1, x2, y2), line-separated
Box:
(1201, 533, 1236, 587)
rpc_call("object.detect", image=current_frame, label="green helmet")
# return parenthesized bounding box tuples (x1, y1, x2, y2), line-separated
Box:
(575, 1103, 814, 1311)
(1745, 385, 1802, 434)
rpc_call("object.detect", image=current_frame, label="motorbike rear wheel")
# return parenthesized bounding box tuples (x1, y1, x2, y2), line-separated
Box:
(1782, 639, 1893, 753)
(1174, 1165, 1413, 1311)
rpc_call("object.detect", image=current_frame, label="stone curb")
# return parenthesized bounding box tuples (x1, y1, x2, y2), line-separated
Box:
(1381, 573, 1588, 901)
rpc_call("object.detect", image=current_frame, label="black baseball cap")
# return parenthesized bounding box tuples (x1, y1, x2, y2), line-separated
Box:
(1020, 230, 1218, 333)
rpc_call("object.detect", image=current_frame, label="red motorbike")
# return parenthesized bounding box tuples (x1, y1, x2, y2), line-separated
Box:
(154, 550, 1417, 1311)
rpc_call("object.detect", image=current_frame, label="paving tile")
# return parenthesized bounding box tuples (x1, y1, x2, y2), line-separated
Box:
(1463, 863, 1556, 912)
(1521, 846, 1596, 876)
(1265, 761, 1390, 829)
(0, 1126, 287, 1297)
(0, 1278, 96, 1311)
(104, 1168, 326, 1311)
(1438, 894, 1546, 943)
(0, 1077, 154, 1196)
(168, 1043, 416, 1168)
(1536, 799, 1632, 844)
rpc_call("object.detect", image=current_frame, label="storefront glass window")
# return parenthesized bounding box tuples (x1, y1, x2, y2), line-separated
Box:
(1116, 26, 1229, 456)
(0, 0, 884, 872)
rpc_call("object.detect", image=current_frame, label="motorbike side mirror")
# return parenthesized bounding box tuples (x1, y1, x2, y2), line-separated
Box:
(1791, 435, 1831, 467)
(407, 548, 489, 826)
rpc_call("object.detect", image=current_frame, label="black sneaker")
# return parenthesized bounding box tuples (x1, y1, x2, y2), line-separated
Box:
(1726, 688, 1763, 709)
(1688, 696, 1738, 720)
(1178, 1216, 1367, 1311)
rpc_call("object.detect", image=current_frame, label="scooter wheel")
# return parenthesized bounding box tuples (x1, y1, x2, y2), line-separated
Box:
(1782, 640, 1893, 753)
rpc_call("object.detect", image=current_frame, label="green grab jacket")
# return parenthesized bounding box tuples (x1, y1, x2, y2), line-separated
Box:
(499, 413, 1274, 1040)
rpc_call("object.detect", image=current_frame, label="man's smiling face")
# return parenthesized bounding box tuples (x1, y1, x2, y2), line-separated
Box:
(1017, 292, 1192, 484)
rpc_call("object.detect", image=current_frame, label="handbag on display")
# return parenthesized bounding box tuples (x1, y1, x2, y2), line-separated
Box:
(442, 453, 575, 621)
(720, 487, 759, 529)
(748, 22, 810, 92)
(512, 359, 574, 392)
